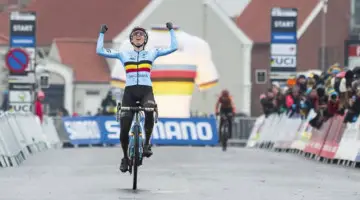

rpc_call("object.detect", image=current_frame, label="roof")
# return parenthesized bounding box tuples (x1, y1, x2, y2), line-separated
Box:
(54, 38, 110, 83)
(236, 0, 319, 43)
(0, 0, 150, 46)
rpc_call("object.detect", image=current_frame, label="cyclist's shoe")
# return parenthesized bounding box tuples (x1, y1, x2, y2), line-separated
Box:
(143, 144, 153, 158)
(119, 157, 129, 173)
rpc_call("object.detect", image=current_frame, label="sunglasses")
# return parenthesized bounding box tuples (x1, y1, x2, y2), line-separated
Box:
(131, 31, 145, 37)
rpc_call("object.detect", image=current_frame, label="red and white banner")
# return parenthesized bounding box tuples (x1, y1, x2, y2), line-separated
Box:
(347, 44, 360, 70)
(247, 109, 360, 163)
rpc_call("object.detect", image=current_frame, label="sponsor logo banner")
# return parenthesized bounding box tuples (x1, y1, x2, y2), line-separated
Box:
(9, 102, 33, 112)
(271, 55, 297, 68)
(62, 116, 218, 146)
(271, 32, 296, 43)
(271, 44, 297, 55)
(9, 90, 33, 103)
(270, 7, 297, 78)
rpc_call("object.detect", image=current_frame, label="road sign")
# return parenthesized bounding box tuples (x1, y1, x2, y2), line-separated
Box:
(5, 48, 29, 73)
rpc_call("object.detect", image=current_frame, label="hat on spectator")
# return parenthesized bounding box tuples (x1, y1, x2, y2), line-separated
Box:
(37, 90, 45, 99)
(297, 74, 306, 79)
(259, 94, 266, 100)
(336, 71, 346, 78)
(272, 81, 280, 88)
(327, 63, 341, 74)
(287, 76, 296, 87)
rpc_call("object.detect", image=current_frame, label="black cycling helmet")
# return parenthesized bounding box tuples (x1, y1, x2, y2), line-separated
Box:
(129, 26, 148, 48)
(221, 89, 229, 96)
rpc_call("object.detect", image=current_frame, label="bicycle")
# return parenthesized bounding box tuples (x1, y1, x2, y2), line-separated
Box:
(217, 113, 232, 151)
(116, 101, 158, 190)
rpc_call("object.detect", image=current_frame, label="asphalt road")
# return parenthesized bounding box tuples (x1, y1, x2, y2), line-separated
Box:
(0, 147, 359, 200)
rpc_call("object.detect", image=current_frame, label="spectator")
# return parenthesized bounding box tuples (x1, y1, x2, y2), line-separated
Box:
(260, 89, 276, 117)
(309, 91, 341, 129)
(300, 88, 318, 118)
(35, 90, 45, 124)
(95, 108, 102, 116)
(101, 90, 117, 116)
(274, 86, 287, 114)
(286, 86, 301, 117)
(1, 90, 9, 111)
(344, 88, 360, 123)
(296, 75, 307, 94)
(259, 64, 360, 129)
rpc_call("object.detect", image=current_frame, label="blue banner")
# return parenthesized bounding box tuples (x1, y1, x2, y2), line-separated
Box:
(62, 116, 218, 146)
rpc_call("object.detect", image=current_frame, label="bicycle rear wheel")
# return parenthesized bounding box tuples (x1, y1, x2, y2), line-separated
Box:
(132, 126, 140, 190)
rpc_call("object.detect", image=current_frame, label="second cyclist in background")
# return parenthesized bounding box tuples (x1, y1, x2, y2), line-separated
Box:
(215, 89, 235, 138)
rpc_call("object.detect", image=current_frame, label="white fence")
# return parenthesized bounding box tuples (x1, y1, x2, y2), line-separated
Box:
(0, 111, 61, 167)
(246, 110, 360, 168)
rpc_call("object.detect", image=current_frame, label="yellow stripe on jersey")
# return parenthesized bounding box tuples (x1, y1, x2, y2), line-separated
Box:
(125, 63, 151, 70)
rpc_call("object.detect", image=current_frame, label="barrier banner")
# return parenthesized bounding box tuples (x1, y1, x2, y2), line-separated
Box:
(246, 115, 265, 148)
(0, 112, 60, 167)
(62, 116, 102, 145)
(273, 115, 302, 149)
(303, 117, 333, 155)
(319, 115, 346, 159)
(291, 110, 316, 151)
(247, 108, 360, 164)
(335, 118, 360, 161)
(62, 116, 218, 146)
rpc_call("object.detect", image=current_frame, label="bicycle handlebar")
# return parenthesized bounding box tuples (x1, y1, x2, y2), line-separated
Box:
(120, 106, 157, 112)
(116, 103, 159, 123)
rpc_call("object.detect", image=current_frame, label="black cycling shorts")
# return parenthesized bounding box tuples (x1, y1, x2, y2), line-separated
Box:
(122, 85, 156, 108)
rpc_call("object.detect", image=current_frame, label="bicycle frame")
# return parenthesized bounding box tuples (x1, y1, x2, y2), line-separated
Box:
(128, 111, 144, 161)
(116, 102, 158, 190)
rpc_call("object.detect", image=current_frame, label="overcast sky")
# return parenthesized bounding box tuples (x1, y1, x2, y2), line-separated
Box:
(215, 0, 251, 17)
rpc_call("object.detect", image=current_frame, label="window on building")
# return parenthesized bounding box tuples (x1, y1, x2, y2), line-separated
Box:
(354, 0, 360, 25)
(256, 70, 267, 84)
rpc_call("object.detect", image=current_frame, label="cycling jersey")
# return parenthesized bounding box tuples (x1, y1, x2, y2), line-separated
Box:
(96, 30, 178, 87)
(111, 28, 219, 118)
(215, 95, 235, 113)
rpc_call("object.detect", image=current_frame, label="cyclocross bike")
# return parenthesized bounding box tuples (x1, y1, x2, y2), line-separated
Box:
(116, 101, 158, 190)
(218, 113, 232, 151)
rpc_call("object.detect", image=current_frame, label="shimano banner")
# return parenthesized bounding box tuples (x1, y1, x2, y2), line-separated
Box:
(270, 7, 298, 82)
(62, 116, 218, 146)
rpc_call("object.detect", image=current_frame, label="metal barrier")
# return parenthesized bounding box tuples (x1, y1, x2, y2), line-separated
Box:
(229, 117, 256, 146)
(52, 116, 71, 145)
(0, 112, 61, 167)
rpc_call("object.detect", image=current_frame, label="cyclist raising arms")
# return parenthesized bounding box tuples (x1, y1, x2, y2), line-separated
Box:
(96, 22, 178, 173)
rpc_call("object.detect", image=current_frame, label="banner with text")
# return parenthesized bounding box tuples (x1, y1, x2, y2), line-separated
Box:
(62, 116, 219, 146)
(270, 7, 298, 81)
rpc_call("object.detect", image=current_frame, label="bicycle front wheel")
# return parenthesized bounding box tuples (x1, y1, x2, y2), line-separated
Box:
(221, 122, 229, 151)
(132, 126, 140, 190)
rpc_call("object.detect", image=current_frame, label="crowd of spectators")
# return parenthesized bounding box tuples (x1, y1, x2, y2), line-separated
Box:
(260, 63, 360, 129)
